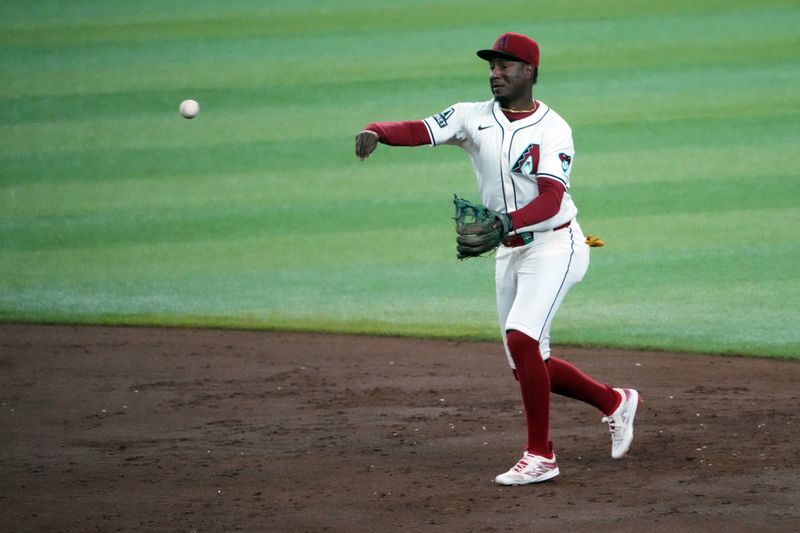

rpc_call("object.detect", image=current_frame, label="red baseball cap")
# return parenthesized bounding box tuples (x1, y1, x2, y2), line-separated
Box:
(477, 32, 540, 67)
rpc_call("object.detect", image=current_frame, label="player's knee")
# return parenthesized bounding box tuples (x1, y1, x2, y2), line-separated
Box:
(506, 329, 541, 367)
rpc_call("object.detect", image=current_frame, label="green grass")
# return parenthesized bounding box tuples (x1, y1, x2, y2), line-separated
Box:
(1, 0, 799, 357)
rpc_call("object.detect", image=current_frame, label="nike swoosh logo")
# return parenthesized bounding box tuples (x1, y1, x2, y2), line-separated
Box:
(478, 125, 493, 131)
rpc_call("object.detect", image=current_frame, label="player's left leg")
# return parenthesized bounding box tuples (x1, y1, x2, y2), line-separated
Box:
(529, 227, 640, 459)
(603, 387, 640, 459)
(544, 354, 620, 415)
(544, 350, 640, 459)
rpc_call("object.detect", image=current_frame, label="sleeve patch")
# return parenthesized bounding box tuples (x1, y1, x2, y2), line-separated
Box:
(559, 153, 572, 173)
(434, 107, 455, 128)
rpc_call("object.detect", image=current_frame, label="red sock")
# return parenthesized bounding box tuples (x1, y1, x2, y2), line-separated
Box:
(546, 356, 620, 416)
(506, 330, 552, 458)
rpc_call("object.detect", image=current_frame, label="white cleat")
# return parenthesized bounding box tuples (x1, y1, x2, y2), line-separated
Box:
(602, 388, 640, 459)
(494, 452, 560, 485)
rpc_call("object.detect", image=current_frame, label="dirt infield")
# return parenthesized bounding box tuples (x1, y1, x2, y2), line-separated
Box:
(1, 325, 798, 532)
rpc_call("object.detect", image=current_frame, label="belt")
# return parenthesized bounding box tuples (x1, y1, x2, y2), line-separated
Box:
(502, 220, 572, 248)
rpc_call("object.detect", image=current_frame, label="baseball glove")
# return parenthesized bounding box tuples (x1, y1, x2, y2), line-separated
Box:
(453, 195, 511, 259)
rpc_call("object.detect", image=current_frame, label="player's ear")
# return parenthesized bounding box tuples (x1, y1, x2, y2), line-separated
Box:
(525, 64, 535, 82)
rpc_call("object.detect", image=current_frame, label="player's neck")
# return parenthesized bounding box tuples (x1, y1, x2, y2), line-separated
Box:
(498, 97, 538, 121)
(498, 96, 537, 114)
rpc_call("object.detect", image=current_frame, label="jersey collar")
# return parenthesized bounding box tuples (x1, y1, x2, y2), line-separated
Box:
(492, 99, 547, 128)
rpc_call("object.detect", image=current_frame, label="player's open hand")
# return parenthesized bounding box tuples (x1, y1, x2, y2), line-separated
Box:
(355, 130, 379, 160)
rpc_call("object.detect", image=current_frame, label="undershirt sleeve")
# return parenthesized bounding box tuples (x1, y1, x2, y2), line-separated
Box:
(364, 121, 432, 146)
(507, 177, 565, 229)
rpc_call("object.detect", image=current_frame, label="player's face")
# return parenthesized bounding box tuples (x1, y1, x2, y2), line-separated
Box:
(489, 58, 532, 104)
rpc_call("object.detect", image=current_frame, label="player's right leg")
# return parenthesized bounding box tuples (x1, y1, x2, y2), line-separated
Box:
(495, 329, 559, 485)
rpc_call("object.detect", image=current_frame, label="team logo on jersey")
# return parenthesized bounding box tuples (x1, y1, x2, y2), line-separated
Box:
(512, 143, 540, 176)
(559, 153, 572, 173)
(434, 107, 454, 128)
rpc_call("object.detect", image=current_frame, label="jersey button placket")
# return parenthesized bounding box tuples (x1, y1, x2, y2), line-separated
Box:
(500, 128, 516, 212)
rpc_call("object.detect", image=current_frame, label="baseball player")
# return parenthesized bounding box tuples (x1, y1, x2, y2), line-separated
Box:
(354, 32, 640, 485)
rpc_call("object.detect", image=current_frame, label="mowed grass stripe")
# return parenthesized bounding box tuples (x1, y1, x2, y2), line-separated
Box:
(2, 0, 791, 42)
(2, 166, 794, 238)
(1, 5, 795, 95)
(2, 110, 795, 193)
(1, 1, 798, 356)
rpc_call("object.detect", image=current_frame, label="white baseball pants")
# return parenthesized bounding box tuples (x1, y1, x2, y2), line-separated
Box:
(495, 220, 591, 368)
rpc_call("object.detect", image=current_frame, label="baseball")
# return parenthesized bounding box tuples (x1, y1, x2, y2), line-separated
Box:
(179, 99, 199, 119)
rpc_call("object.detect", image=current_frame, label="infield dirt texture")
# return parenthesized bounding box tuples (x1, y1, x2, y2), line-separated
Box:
(2, 324, 799, 531)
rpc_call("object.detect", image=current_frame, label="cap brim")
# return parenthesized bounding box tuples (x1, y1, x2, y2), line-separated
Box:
(476, 49, 526, 63)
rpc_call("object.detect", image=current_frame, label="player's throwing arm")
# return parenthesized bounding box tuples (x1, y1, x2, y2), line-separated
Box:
(355, 130, 379, 160)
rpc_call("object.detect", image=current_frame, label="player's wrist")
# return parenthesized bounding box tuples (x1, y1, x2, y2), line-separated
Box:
(494, 212, 512, 240)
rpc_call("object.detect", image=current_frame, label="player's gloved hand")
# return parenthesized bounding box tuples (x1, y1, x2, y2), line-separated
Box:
(355, 130, 379, 160)
(453, 195, 512, 259)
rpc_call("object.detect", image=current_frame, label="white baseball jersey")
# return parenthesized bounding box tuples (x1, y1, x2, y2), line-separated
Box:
(417, 98, 589, 366)
(422, 100, 578, 234)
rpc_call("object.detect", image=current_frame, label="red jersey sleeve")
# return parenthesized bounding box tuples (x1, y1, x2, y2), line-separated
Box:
(365, 121, 432, 146)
